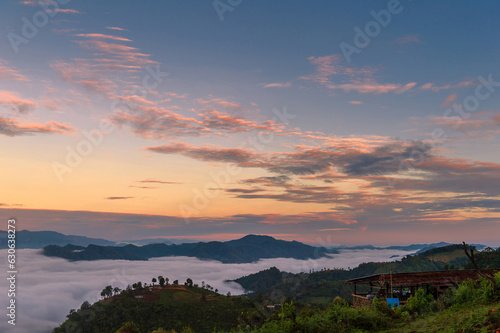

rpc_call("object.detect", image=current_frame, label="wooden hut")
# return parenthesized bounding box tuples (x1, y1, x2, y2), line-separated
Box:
(345, 269, 499, 307)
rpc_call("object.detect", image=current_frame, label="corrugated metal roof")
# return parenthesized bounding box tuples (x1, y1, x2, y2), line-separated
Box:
(345, 269, 499, 286)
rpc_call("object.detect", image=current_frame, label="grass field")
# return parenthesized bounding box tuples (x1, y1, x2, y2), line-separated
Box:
(381, 302, 500, 333)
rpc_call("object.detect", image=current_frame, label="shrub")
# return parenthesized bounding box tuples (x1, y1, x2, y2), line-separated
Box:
(451, 280, 485, 308)
(482, 273, 500, 303)
(402, 289, 438, 316)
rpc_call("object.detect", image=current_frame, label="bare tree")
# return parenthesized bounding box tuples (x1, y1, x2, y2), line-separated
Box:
(463, 241, 496, 287)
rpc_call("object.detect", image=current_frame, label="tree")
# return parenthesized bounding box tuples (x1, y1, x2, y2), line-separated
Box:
(152, 277, 157, 286)
(173, 279, 179, 285)
(185, 278, 193, 287)
(113, 287, 121, 295)
(101, 285, 113, 298)
(158, 276, 165, 286)
(165, 277, 169, 285)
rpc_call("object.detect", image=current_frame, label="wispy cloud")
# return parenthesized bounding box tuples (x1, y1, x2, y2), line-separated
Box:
(0, 90, 37, 114)
(146, 142, 260, 164)
(106, 26, 127, 31)
(441, 93, 457, 107)
(301, 54, 475, 95)
(105, 196, 135, 200)
(260, 82, 292, 88)
(0, 59, 29, 81)
(0, 117, 75, 136)
(75, 33, 132, 42)
(138, 179, 183, 185)
(50, 8, 83, 14)
(420, 80, 475, 92)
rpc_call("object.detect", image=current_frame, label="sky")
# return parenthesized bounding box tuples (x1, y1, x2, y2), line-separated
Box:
(1, 0, 500, 245)
(0, 248, 416, 333)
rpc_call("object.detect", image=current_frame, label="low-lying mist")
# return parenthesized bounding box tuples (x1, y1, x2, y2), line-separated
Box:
(0, 248, 416, 333)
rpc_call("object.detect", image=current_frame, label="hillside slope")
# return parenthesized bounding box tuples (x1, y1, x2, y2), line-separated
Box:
(233, 244, 477, 303)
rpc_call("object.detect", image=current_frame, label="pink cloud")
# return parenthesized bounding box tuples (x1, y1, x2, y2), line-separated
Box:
(75, 33, 132, 42)
(260, 82, 292, 88)
(302, 54, 475, 95)
(146, 142, 261, 165)
(420, 80, 475, 92)
(111, 104, 209, 138)
(0, 90, 36, 114)
(196, 98, 242, 111)
(0, 117, 75, 136)
(0, 59, 28, 81)
(106, 27, 127, 31)
(199, 109, 284, 133)
(76, 40, 157, 66)
(51, 8, 82, 14)
(328, 79, 416, 94)
(441, 93, 457, 107)
(51, 60, 118, 97)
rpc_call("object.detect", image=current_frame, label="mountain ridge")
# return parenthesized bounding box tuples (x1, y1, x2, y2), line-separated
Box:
(42, 234, 335, 263)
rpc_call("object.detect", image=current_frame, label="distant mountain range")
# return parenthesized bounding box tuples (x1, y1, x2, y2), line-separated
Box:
(1, 230, 488, 264)
(329, 242, 486, 253)
(0, 230, 203, 249)
(42, 235, 334, 263)
(0, 230, 116, 249)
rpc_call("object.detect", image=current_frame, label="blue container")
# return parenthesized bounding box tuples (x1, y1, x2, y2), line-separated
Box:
(387, 298, 400, 308)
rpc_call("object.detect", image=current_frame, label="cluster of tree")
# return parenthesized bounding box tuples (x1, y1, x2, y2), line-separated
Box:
(464, 246, 500, 270)
(151, 275, 170, 286)
(54, 286, 255, 332)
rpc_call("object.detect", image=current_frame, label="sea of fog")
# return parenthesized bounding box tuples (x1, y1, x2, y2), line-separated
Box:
(0, 248, 417, 333)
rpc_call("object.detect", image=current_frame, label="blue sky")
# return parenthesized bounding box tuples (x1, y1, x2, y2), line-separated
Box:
(1, 0, 500, 245)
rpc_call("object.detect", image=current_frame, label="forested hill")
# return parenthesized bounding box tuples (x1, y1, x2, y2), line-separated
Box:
(42, 234, 334, 263)
(232, 244, 484, 302)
